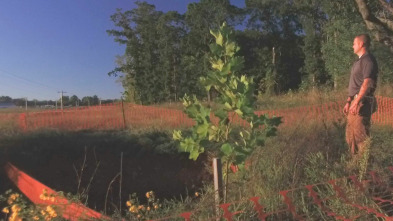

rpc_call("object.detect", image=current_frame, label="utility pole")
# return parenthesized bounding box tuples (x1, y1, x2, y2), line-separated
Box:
(58, 91, 67, 111)
(25, 97, 27, 111)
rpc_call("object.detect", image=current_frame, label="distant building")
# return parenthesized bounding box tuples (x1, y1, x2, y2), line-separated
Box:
(0, 103, 16, 108)
(42, 105, 55, 109)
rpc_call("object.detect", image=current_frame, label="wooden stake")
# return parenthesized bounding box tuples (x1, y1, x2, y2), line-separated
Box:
(213, 158, 223, 220)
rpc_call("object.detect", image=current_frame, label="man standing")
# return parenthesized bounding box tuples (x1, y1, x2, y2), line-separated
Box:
(343, 34, 378, 159)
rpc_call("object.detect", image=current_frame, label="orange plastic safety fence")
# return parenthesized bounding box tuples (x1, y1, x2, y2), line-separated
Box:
(4, 162, 110, 221)
(1, 96, 390, 132)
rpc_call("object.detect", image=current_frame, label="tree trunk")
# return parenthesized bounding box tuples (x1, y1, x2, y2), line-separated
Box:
(355, 0, 393, 52)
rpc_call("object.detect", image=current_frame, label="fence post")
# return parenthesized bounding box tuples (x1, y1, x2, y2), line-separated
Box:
(121, 99, 127, 129)
(213, 157, 224, 220)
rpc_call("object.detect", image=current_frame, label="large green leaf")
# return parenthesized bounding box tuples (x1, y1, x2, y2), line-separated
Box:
(225, 42, 236, 57)
(224, 102, 232, 110)
(221, 63, 232, 76)
(181, 137, 196, 152)
(209, 43, 223, 55)
(211, 59, 224, 71)
(196, 123, 209, 138)
(221, 143, 233, 156)
(242, 106, 254, 115)
(189, 150, 199, 160)
(224, 90, 236, 100)
(234, 153, 247, 165)
(228, 57, 244, 73)
(173, 130, 182, 140)
(216, 32, 224, 46)
(210, 29, 219, 39)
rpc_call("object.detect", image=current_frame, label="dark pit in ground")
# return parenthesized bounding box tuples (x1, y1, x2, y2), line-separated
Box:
(0, 130, 210, 213)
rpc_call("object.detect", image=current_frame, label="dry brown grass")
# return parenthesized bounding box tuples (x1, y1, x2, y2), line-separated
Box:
(256, 87, 348, 110)
(376, 83, 393, 97)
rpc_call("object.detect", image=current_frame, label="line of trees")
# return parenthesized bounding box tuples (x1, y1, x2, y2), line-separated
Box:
(0, 95, 117, 107)
(108, 0, 393, 105)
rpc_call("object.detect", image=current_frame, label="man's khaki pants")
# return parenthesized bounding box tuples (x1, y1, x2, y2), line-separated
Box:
(346, 113, 371, 155)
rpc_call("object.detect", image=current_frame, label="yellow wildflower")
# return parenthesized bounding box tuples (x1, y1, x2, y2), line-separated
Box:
(126, 201, 132, 207)
(138, 205, 144, 210)
(11, 204, 21, 212)
(154, 204, 159, 209)
(195, 192, 200, 197)
(46, 205, 57, 218)
(11, 193, 19, 198)
(145, 192, 150, 198)
(2, 207, 9, 214)
(147, 206, 151, 211)
(7, 194, 19, 205)
(33, 216, 40, 220)
(9, 212, 22, 221)
(129, 205, 137, 213)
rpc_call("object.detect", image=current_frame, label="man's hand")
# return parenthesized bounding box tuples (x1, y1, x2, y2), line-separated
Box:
(343, 102, 350, 115)
(349, 100, 359, 115)
(347, 78, 373, 115)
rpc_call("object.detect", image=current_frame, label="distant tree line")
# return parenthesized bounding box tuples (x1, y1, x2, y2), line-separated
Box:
(108, 0, 393, 105)
(0, 95, 118, 107)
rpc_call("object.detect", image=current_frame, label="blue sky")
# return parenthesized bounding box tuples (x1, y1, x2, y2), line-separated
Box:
(0, 0, 245, 101)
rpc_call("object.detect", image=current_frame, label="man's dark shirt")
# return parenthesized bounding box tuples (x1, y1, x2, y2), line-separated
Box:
(348, 52, 378, 97)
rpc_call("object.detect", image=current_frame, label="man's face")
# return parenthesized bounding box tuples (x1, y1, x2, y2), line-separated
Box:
(353, 37, 363, 55)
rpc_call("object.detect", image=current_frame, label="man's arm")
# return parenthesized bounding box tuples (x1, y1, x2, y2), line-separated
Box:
(349, 78, 374, 115)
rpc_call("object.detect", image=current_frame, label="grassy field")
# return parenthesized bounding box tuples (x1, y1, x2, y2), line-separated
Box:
(1, 88, 393, 220)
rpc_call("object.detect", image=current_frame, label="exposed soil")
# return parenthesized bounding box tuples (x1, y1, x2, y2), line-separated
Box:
(0, 130, 210, 213)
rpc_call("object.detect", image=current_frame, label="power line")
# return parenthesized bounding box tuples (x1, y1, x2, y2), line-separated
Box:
(0, 68, 116, 100)
(0, 68, 80, 99)
(0, 82, 55, 100)
(0, 68, 58, 90)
